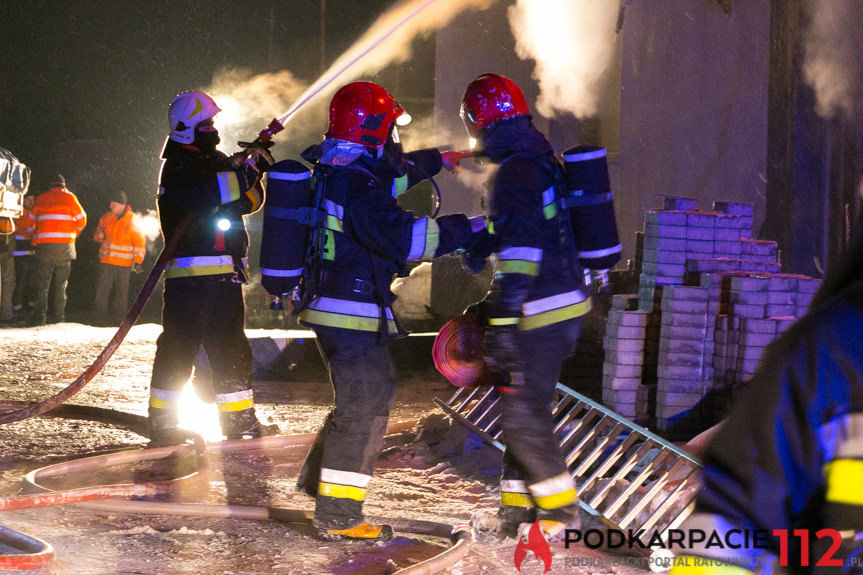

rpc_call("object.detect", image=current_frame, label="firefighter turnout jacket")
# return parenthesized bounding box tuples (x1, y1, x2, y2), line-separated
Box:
(483, 116, 590, 330)
(298, 143, 476, 334)
(95, 205, 145, 267)
(670, 282, 863, 574)
(28, 187, 87, 247)
(157, 139, 263, 279)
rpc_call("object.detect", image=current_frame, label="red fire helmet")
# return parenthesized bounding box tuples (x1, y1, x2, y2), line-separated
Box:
(327, 82, 404, 148)
(460, 73, 530, 137)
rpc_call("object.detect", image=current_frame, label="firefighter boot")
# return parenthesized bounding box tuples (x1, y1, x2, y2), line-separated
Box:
(497, 505, 538, 539)
(318, 522, 394, 542)
(296, 411, 334, 497)
(220, 409, 279, 440)
(147, 407, 190, 447)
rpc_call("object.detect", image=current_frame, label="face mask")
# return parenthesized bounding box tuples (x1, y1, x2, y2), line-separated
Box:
(193, 129, 220, 151)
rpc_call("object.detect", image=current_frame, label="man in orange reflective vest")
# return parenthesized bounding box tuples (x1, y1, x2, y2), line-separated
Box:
(27, 174, 87, 326)
(92, 190, 145, 325)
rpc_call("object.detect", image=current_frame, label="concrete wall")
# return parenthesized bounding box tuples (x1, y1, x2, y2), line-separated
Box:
(434, 1, 771, 265)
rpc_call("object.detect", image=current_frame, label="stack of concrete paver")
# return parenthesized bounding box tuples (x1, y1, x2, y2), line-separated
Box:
(598, 196, 823, 435)
(601, 295, 651, 419)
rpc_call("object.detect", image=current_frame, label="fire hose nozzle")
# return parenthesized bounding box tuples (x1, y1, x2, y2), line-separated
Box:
(258, 118, 285, 144)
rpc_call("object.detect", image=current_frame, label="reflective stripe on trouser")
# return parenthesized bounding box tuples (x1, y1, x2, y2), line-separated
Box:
(165, 255, 240, 279)
(500, 317, 581, 523)
(308, 326, 397, 530)
(149, 276, 254, 437)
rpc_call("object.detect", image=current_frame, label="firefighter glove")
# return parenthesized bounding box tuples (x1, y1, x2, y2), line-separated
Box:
(483, 324, 520, 374)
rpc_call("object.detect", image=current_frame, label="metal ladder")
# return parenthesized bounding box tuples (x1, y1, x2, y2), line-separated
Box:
(434, 383, 700, 542)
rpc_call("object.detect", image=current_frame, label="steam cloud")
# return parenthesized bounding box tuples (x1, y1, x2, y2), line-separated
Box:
(801, 0, 863, 120)
(507, 0, 618, 119)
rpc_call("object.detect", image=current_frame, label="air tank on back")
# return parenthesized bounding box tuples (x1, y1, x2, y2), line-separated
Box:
(561, 146, 622, 271)
(259, 159, 313, 297)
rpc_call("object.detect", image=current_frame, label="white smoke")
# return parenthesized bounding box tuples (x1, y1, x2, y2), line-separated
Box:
(205, 69, 309, 150)
(507, 0, 618, 119)
(135, 209, 161, 244)
(802, 0, 863, 119)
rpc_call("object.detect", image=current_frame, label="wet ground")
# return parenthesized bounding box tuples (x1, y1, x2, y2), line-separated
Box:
(0, 323, 653, 574)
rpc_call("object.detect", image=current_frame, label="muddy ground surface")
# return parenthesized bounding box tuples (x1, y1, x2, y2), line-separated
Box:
(0, 323, 653, 574)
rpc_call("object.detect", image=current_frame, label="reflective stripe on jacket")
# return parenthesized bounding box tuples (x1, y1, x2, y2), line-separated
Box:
(30, 187, 87, 245)
(96, 206, 146, 266)
(13, 208, 34, 256)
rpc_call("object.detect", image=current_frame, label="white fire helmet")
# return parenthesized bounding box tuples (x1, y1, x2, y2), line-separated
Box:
(168, 91, 221, 144)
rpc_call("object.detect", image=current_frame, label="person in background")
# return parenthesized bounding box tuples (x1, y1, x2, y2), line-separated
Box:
(27, 174, 87, 326)
(92, 190, 146, 326)
(12, 194, 35, 322)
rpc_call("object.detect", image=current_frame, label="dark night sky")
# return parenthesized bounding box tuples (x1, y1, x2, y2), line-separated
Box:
(0, 0, 434, 320)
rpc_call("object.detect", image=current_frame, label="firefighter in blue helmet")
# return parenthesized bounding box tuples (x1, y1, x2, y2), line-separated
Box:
(670, 231, 863, 574)
(148, 90, 275, 445)
(293, 81, 483, 541)
(460, 74, 607, 540)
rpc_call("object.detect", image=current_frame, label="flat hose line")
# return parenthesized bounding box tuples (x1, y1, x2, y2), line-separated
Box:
(9, 425, 474, 573)
(0, 217, 193, 425)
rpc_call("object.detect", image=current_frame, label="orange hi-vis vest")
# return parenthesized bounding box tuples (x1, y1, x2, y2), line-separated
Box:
(29, 187, 87, 245)
(95, 206, 146, 267)
(13, 208, 34, 256)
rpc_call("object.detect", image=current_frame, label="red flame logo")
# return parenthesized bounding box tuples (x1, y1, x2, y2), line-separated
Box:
(513, 521, 553, 573)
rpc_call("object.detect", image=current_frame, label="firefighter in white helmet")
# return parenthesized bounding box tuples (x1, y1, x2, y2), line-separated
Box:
(147, 90, 276, 445)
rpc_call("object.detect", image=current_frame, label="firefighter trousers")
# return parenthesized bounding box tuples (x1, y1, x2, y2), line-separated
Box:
(300, 326, 397, 530)
(148, 276, 257, 438)
(499, 317, 582, 525)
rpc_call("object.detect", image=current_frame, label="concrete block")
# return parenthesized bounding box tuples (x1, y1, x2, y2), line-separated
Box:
(661, 297, 709, 314)
(658, 350, 705, 367)
(645, 223, 687, 239)
(737, 215, 754, 231)
(740, 239, 778, 257)
(659, 338, 706, 354)
(660, 311, 708, 328)
(605, 324, 647, 340)
(686, 212, 717, 227)
(656, 403, 697, 420)
(730, 303, 766, 319)
(658, 363, 704, 380)
(713, 201, 754, 217)
(603, 337, 646, 353)
(768, 275, 797, 291)
(713, 241, 743, 256)
(602, 374, 642, 391)
(643, 235, 687, 252)
(642, 261, 687, 277)
(713, 213, 744, 228)
(664, 197, 699, 211)
(686, 226, 715, 241)
(730, 276, 769, 292)
(658, 379, 711, 394)
(665, 285, 709, 301)
(655, 276, 685, 286)
(747, 261, 782, 274)
(603, 388, 638, 404)
(739, 318, 777, 335)
(714, 227, 742, 241)
(610, 294, 640, 311)
(767, 304, 797, 318)
(642, 248, 688, 265)
(767, 291, 796, 305)
(731, 291, 768, 306)
(661, 324, 711, 341)
(607, 309, 650, 327)
(604, 350, 648, 366)
(738, 345, 768, 362)
(645, 210, 687, 226)
(687, 239, 715, 254)
(603, 363, 645, 378)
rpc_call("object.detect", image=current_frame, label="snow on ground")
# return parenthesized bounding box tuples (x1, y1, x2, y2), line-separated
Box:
(0, 323, 654, 574)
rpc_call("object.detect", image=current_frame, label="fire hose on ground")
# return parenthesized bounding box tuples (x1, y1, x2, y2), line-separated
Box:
(2, 425, 474, 573)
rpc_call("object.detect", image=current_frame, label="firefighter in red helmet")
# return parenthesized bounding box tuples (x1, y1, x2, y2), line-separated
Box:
(292, 81, 484, 541)
(147, 90, 275, 445)
(460, 74, 598, 539)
